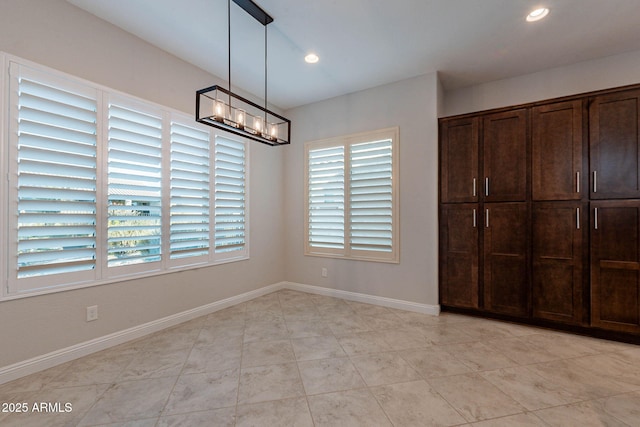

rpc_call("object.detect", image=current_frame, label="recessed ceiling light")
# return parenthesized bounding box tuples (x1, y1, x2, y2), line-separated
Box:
(305, 53, 319, 64)
(526, 7, 550, 22)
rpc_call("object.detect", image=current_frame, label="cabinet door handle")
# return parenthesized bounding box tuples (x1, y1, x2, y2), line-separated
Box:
(576, 171, 580, 193)
(576, 207, 580, 230)
(485, 177, 489, 197)
(593, 171, 597, 193)
(485, 209, 489, 228)
(594, 207, 598, 230)
(473, 209, 477, 228)
(472, 178, 477, 197)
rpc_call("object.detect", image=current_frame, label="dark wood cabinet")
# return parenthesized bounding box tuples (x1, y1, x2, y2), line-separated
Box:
(532, 101, 584, 201)
(440, 204, 479, 308)
(590, 90, 640, 199)
(483, 203, 529, 317)
(483, 109, 528, 202)
(591, 201, 640, 333)
(440, 117, 479, 203)
(440, 84, 640, 341)
(532, 202, 585, 324)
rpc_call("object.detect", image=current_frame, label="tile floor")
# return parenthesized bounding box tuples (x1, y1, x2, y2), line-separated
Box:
(1, 289, 640, 426)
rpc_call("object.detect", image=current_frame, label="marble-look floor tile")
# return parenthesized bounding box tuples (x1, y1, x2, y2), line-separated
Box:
(47, 349, 136, 388)
(291, 335, 347, 361)
(336, 332, 393, 356)
(237, 363, 305, 405)
(78, 377, 177, 426)
(94, 418, 159, 427)
(399, 346, 472, 378)
(470, 412, 547, 427)
(163, 369, 239, 415)
(118, 347, 190, 381)
(484, 336, 557, 366)
(326, 314, 372, 335)
(480, 366, 580, 410)
(572, 353, 640, 391)
(358, 313, 407, 330)
(0, 362, 72, 394)
(442, 342, 518, 372)
(298, 357, 366, 395)
(450, 320, 516, 340)
(534, 399, 630, 427)
(284, 319, 333, 339)
(195, 323, 244, 347)
(527, 359, 626, 400)
(377, 329, 429, 350)
(307, 388, 392, 427)
(350, 352, 421, 387)
(241, 339, 296, 368)
(236, 397, 314, 427)
(157, 407, 235, 427)
(183, 342, 242, 374)
(243, 322, 290, 343)
(428, 373, 525, 422)
(371, 380, 466, 427)
(524, 333, 601, 359)
(421, 325, 476, 345)
(598, 391, 640, 426)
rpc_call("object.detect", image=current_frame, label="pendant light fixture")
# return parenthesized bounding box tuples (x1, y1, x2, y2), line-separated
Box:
(196, 0, 291, 146)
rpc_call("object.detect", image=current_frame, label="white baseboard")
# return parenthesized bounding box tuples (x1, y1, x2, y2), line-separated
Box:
(0, 282, 285, 385)
(0, 281, 439, 385)
(282, 282, 440, 316)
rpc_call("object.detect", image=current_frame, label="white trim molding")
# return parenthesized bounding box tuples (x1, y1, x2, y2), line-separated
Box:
(0, 281, 439, 385)
(283, 282, 440, 315)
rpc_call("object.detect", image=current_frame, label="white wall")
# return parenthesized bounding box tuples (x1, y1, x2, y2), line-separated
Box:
(444, 49, 640, 117)
(0, 0, 286, 367)
(283, 73, 440, 307)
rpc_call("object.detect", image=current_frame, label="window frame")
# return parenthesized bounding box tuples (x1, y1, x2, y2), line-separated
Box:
(304, 127, 400, 263)
(1, 53, 250, 300)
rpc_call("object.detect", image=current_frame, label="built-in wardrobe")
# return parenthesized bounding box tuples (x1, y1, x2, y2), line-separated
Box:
(439, 84, 640, 341)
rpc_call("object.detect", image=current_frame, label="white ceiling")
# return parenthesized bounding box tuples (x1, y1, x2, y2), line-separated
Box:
(67, 0, 640, 110)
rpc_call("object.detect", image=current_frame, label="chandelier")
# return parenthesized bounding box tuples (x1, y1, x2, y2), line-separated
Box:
(196, 0, 291, 146)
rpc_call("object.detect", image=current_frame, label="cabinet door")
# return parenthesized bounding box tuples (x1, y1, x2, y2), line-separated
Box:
(483, 203, 529, 316)
(483, 109, 528, 202)
(532, 202, 585, 324)
(440, 204, 479, 308)
(591, 201, 640, 333)
(440, 117, 479, 203)
(590, 90, 640, 199)
(532, 101, 583, 201)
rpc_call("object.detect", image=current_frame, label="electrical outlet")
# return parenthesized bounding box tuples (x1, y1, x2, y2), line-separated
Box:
(86, 305, 98, 322)
(321, 267, 328, 278)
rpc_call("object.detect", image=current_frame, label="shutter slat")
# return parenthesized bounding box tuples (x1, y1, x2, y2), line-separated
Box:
(170, 120, 211, 259)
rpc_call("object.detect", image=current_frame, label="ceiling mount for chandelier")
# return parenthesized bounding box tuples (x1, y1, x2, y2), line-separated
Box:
(196, 0, 291, 146)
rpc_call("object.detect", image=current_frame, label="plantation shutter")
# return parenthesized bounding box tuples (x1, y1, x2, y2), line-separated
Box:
(169, 121, 210, 260)
(349, 139, 393, 253)
(307, 146, 345, 249)
(214, 136, 246, 255)
(10, 63, 98, 292)
(107, 101, 162, 268)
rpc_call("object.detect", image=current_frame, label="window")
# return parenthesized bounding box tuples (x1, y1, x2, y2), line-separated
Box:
(3, 54, 249, 299)
(8, 62, 99, 293)
(304, 127, 399, 263)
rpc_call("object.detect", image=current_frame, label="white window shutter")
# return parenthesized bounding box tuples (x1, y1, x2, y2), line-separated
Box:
(349, 139, 393, 253)
(214, 136, 246, 256)
(107, 101, 163, 268)
(10, 63, 98, 292)
(307, 146, 345, 249)
(169, 121, 210, 261)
